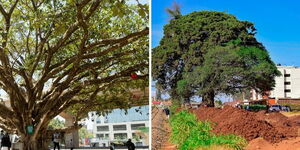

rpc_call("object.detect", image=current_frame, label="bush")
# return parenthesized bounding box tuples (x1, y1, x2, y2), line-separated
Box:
(170, 111, 247, 150)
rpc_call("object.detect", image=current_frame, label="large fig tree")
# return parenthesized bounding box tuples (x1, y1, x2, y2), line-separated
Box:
(0, 0, 148, 149)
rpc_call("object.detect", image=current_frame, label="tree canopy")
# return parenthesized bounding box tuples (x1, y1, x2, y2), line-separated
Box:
(152, 11, 280, 106)
(48, 118, 65, 130)
(0, 0, 148, 149)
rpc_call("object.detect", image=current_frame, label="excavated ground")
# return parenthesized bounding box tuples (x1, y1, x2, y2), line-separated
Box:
(190, 106, 300, 143)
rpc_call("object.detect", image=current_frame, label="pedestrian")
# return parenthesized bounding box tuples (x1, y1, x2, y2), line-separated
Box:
(52, 132, 60, 150)
(69, 139, 74, 150)
(1, 133, 11, 150)
(163, 107, 170, 119)
(0, 130, 4, 146)
(126, 139, 135, 150)
(109, 143, 115, 150)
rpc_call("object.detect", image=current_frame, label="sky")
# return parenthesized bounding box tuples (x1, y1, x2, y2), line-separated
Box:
(152, 0, 300, 66)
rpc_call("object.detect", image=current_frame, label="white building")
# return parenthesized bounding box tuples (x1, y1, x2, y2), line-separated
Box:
(91, 105, 149, 147)
(252, 66, 300, 100)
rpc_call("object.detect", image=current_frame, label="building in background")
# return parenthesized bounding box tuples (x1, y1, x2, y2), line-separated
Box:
(251, 66, 300, 105)
(91, 105, 149, 147)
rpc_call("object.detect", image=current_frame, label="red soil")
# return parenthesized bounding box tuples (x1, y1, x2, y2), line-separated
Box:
(190, 106, 299, 143)
(246, 137, 300, 150)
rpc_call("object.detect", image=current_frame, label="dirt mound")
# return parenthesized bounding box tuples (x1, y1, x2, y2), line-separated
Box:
(246, 138, 273, 150)
(246, 137, 300, 150)
(191, 106, 299, 143)
(288, 115, 300, 125)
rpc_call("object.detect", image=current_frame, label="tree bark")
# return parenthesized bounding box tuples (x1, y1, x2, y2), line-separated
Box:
(183, 96, 190, 105)
(202, 91, 215, 107)
(22, 135, 44, 150)
(20, 127, 50, 150)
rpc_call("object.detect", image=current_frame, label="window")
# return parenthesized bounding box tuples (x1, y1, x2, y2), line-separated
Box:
(113, 125, 127, 131)
(96, 134, 104, 139)
(285, 89, 291, 92)
(97, 126, 109, 131)
(132, 133, 143, 140)
(114, 133, 127, 140)
(96, 134, 109, 140)
(284, 74, 291, 77)
(96, 118, 101, 124)
(284, 82, 291, 85)
(131, 124, 146, 130)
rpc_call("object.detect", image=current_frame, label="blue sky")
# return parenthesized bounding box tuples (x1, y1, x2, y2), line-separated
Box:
(152, 0, 300, 66)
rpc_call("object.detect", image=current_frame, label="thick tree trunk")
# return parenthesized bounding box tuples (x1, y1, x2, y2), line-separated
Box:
(22, 137, 41, 150)
(22, 137, 49, 150)
(21, 129, 49, 150)
(183, 96, 190, 104)
(202, 91, 215, 107)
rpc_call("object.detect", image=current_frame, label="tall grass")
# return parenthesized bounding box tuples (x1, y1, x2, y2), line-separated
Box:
(170, 111, 247, 150)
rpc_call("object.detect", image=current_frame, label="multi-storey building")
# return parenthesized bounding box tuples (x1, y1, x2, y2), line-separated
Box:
(251, 66, 300, 100)
(91, 105, 149, 147)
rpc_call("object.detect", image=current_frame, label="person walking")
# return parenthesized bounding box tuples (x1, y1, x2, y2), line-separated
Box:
(69, 139, 74, 150)
(126, 139, 135, 150)
(0, 130, 4, 147)
(109, 143, 115, 150)
(52, 132, 60, 150)
(1, 133, 11, 150)
(163, 107, 170, 119)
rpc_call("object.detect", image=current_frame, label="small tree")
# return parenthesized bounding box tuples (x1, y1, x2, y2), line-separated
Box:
(78, 127, 93, 139)
(166, 2, 181, 20)
(48, 118, 65, 130)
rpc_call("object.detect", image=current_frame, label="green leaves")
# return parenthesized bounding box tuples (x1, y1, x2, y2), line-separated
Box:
(153, 11, 279, 105)
(48, 118, 65, 130)
(170, 111, 247, 150)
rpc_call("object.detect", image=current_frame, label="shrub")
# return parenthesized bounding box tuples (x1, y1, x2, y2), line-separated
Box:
(170, 111, 247, 150)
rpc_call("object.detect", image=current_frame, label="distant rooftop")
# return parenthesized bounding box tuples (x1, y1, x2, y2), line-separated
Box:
(277, 65, 300, 69)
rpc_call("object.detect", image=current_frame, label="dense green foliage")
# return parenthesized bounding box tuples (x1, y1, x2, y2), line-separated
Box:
(152, 11, 280, 106)
(48, 118, 65, 130)
(79, 127, 93, 139)
(170, 111, 247, 150)
(0, 0, 148, 149)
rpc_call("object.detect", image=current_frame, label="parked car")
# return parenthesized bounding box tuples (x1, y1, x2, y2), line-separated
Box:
(268, 105, 291, 112)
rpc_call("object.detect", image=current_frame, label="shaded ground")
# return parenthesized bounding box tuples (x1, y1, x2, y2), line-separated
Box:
(190, 106, 300, 143)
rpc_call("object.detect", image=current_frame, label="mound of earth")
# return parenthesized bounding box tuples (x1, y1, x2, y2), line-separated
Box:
(190, 106, 299, 143)
(246, 137, 300, 150)
(246, 138, 273, 150)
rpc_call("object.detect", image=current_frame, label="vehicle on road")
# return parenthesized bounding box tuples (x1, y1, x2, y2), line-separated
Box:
(268, 105, 291, 112)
